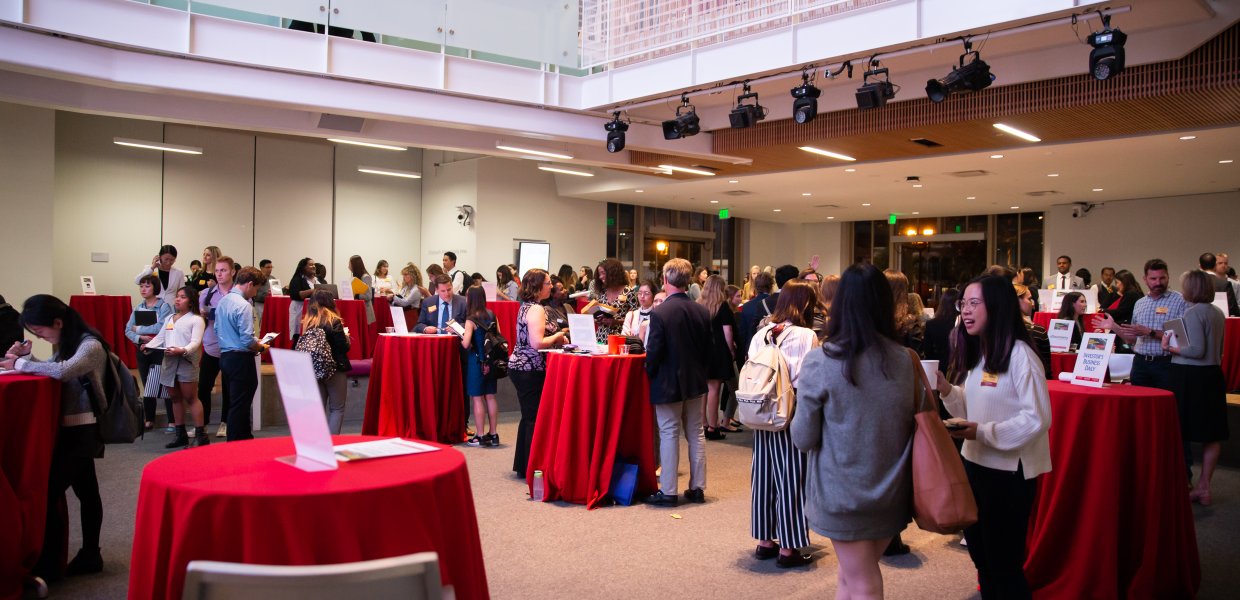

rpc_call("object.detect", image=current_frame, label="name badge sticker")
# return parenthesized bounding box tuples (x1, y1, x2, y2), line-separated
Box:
(1155, 306, 1168, 315)
(981, 372, 1000, 387)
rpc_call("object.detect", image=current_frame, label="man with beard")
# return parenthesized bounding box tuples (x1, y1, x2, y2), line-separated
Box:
(1096, 258, 1185, 390)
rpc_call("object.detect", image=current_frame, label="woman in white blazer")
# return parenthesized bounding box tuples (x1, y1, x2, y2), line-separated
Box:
(133, 245, 185, 306)
(935, 274, 1051, 600)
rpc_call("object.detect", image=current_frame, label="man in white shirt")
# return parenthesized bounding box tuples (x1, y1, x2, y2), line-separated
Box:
(443, 252, 469, 295)
(1042, 255, 1084, 290)
(1203, 252, 1240, 316)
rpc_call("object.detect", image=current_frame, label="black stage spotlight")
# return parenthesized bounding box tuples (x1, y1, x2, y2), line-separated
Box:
(662, 94, 700, 140)
(790, 72, 821, 124)
(1088, 15, 1127, 81)
(604, 112, 629, 153)
(729, 82, 767, 129)
(856, 64, 895, 110)
(925, 43, 994, 103)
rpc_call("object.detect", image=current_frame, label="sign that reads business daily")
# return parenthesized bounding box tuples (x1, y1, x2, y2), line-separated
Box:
(1070, 332, 1115, 388)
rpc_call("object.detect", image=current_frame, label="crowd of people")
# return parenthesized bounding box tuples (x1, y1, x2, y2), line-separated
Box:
(1, 243, 1235, 597)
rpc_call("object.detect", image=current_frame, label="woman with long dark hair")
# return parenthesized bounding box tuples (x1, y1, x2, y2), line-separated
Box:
(461, 286, 499, 447)
(496, 264, 518, 301)
(1055, 291, 1090, 349)
(935, 274, 1052, 599)
(348, 255, 375, 321)
(791, 264, 920, 594)
(1103, 269, 1144, 325)
(1, 295, 109, 579)
(587, 258, 637, 344)
(1014, 284, 1052, 376)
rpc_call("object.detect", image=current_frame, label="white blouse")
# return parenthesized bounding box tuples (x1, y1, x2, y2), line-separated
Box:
(748, 323, 819, 388)
(144, 313, 206, 358)
(941, 340, 1052, 479)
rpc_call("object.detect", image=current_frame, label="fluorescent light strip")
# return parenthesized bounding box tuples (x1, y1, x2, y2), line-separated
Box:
(657, 164, 716, 176)
(495, 144, 573, 160)
(357, 166, 421, 179)
(993, 123, 1041, 142)
(798, 146, 856, 161)
(328, 138, 407, 151)
(538, 165, 594, 177)
(113, 137, 202, 155)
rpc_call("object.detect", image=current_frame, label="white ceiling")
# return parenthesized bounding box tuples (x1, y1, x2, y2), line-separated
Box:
(562, 124, 1240, 222)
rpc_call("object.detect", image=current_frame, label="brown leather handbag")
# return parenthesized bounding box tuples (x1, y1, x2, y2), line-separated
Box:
(907, 349, 978, 534)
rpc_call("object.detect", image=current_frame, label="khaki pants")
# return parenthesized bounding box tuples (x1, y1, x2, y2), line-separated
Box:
(653, 395, 706, 495)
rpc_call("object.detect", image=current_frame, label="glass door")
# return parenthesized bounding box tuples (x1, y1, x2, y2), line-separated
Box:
(897, 240, 988, 310)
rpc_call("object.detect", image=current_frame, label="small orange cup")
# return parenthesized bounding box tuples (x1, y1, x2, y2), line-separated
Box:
(608, 334, 626, 355)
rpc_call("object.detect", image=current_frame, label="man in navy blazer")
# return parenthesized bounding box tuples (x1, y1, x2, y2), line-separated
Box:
(414, 274, 469, 334)
(643, 258, 712, 507)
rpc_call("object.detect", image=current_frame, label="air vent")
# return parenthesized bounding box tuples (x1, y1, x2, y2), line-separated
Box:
(316, 113, 366, 132)
(722, 190, 752, 196)
(948, 170, 991, 178)
(1025, 190, 1063, 197)
(910, 138, 943, 147)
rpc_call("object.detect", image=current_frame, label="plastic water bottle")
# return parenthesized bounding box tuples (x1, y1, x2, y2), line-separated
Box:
(531, 470, 545, 501)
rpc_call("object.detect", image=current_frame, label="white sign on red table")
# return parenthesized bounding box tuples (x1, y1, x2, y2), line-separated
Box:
(1070, 332, 1116, 388)
(1047, 319, 1076, 353)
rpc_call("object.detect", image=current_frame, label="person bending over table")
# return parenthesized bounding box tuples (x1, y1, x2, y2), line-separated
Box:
(2, 295, 109, 581)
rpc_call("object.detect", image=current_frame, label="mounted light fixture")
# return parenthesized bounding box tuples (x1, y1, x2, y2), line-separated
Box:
(798, 146, 857, 161)
(729, 82, 767, 129)
(1088, 13, 1127, 81)
(790, 71, 821, 124)
(537, 164, 594, 177)
(856, 60, 896, 110)
(656, 241, 669, 254)
(604, 111, 629, 153)
(327, 138, 407, 151)
(662, 94, 700, 140)
(657, 164, 717, 176)
(357, 166, 421, 179)
(926, 40, 995, 103)
(113, 137, 203, 155)
(494, 142, 573, 160)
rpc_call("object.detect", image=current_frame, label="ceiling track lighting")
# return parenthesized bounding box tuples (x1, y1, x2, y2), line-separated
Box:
(729, 82, 767, 129)
(1087, 13, 1127, 81)
(856, 59, 896, 110)
(603, 111, 629, 153)
(790, 71, 821, 125)
(925, 40, 995, 103)
(662, 94, 701, 140)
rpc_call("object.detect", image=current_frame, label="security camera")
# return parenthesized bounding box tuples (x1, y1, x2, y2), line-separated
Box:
(1071, 206, 1083, 219)
(456, 205, 474, 227)
(1071, 202, 1095, 219)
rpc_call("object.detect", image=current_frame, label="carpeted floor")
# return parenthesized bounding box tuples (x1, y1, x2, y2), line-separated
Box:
(40, 406, 1240, 599)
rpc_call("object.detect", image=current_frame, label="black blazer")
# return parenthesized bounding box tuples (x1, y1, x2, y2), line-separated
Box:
(735, 292, 774, 365)
(645, 292, 711, 405)
(414, 294, 468, 333)
(0, 302, 21, 355)
(1103, 291, 1142, 325)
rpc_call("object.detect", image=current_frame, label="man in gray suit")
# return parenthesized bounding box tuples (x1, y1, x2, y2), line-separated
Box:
(1200, 252, 1239, 316)
(1043, 255, 1084, 290)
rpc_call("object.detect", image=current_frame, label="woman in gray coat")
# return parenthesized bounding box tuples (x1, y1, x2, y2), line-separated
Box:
(791, 264, 919, 599)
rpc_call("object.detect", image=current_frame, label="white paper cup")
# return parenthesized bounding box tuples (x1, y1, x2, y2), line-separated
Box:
(920, 360, 939, 386)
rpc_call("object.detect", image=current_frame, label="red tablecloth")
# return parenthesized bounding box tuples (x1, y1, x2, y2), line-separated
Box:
(1049, 352, 1077, 379)
(258, 295, 292, 364)
(0, 375, 61, 600)
(70, 295, 136, 368)
(1223, 317, 1240, 392)
(303, 298, 369, 360)
(526, 353, 657, 509)
(127, 436, 487, 600)
(486, 301, 519, 356)
(1025, 381, 1199, 599)
(362, 335, 464, 444)
(1032, 311, 1056, 330)
(576, 296, 590, 313)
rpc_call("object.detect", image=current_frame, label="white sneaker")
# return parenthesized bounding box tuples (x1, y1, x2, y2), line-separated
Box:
(216, 423, 228, 438)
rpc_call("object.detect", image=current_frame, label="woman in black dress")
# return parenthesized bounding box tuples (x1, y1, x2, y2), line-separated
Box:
(697, 275, 736, 440)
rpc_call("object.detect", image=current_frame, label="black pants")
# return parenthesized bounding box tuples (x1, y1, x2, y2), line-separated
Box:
(35, 425, 103, 579)
(963, 460, 1037, 600)
(510, 369, 545, 478)
(136, 347, 164, 423)
(220, 352, 257, 442)
(197, 353, 231, 427)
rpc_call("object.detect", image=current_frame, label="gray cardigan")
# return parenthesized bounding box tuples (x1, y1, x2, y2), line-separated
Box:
(1171, 303, 1225, 367)
(16, 335, 107, 427)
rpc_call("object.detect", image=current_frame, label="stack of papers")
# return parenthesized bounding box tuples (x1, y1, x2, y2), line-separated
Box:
(333, 438, 440, 462)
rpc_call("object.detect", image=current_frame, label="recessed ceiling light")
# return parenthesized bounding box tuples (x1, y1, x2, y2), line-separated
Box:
(993, 123, 1042, 143)
(912, 211, 920, 215)
(113, 137, 203, 155)
(861, 203, 871, 206)
(828, 216, 836, 220)
(495, 143, 573, 160)
(1179, 135, 1197, 140)
(357, 166, 421, 179)
(1010, 206, 1020, 209)
(635, 189, 644, 193)
(1221, 159, 1234, 164)
(657, 164, 716, 176)
(802, 192, 812, 196)
(328, 138, 407, 151)
(912, 184, 923, 188)
(799, 146, 857, 161)
(710, 200, 719, 204)
(1092, 188, 1104, 191)
(966, 196, 976, 200)
(537, 164, 593, 177)
(990, 154, 1004, 159)
(1047, 173, 1059, 177)
(844, 168, 857, 172)
(773, 209, 782, 212)
(729, 179, 739, 183)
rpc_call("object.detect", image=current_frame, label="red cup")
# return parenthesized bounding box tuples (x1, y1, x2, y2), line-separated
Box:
(607, 334, 626, 355)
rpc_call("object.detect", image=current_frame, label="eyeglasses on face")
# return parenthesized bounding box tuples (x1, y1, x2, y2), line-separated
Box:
(955, 299, 984, 311)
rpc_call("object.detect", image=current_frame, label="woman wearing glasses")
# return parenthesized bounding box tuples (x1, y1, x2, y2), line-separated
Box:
(935, 275, 1052, 599)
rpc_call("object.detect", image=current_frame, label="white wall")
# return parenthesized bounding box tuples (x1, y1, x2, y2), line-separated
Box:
(0, 103, 56, 354)
(1044, 192, 1240, 287)
(254, 135, 333, 285)
(419, 152, 478, 276)
(333, 143, 423, 281)
(746, 219, 845, 277)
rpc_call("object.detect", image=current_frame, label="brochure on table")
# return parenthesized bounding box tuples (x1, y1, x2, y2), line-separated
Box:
(340, 279, 356, 299)
(1214, 292, 1229, 317)
(334, 438, 440, 462)
(389, 305, 409, 334)
(269, 348, 338, 472)
(1047, 319, 1076, 353)
(482, 282, 497, 302)
(80, 276, 96, 295)
(1039, 288, 1098, 312)
(268, 278, 283, 295)
(1070, 333, 1115, 387)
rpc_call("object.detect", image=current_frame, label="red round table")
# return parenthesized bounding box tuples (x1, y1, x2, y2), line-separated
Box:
(1033, 311, 1056, 330)
(575, 296, 590, 313)
(127, 436, 487, 600)
(1223, 317, 1240, 391)
(70, 295, 136, 368)
(486, 301, 519, 356)
(258, 295, 292, 364)
(526, 353, 657, 509)
(303, 298, 369, 360)
(1049, 352, 1077, 379)
(1025, 381, 1199, 599)
(362, 335, 465, 444)
(0, 375, 61, 600)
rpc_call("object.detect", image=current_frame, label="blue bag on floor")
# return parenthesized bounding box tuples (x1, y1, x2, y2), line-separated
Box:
(609, 461, 639, 506)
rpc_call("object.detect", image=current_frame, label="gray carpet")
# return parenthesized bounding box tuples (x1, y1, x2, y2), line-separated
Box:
(41, 402, 1240, 599)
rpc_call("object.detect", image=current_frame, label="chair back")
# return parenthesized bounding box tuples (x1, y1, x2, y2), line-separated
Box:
(1108, 353, 1135, 382)
(182, 552, 442, 600)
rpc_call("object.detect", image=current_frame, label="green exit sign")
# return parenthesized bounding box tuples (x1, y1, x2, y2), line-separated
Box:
(719, 208, 730, 219)
(606, 217, 615, 226)
(888, 214, 897, 225)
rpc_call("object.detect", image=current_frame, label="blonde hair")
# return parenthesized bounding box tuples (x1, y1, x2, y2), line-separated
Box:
(203, 246, 222, 271)
(697, 274, 728, 318)
(400, 262, 424, 287)
(819, 274, 841, 309)
(301, 297, 342, 332)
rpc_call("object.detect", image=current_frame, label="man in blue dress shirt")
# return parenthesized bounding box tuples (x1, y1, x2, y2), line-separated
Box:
(216, 265, 270, 442)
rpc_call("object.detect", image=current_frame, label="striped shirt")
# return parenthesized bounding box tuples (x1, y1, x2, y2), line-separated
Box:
(1130, 291, 1187, 357)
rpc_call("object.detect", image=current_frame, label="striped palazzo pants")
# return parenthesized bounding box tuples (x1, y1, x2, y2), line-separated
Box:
(750, 428, 810, 549)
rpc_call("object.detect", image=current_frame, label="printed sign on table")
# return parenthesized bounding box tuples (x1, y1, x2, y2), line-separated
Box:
(1070, 333, 1115, 388)
(80, 276, 96, 295)
(1047, 319, 1076, 353)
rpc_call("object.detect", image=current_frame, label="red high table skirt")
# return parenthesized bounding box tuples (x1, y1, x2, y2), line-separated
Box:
(0, 375, 60, 600)
(362, 335, 465, 444)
